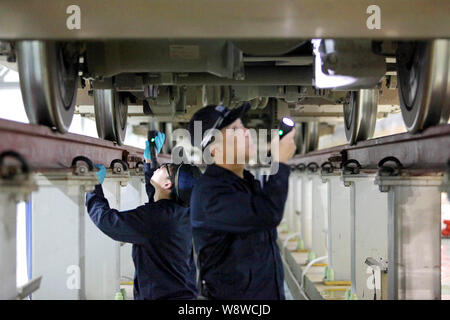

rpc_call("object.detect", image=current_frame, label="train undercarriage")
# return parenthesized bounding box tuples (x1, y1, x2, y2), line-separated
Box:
(1, 38, 448, 152)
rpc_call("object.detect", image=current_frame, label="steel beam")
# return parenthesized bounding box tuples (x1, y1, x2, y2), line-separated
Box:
(300, 173, 313, 251)
(342, 173, 388, 300)
(31, 170, 133, 300)
(119, 175, 147, 288)
(375, 175, 443, 300)
(85, 174, 130, 300)
(290, 124, 450, 171)
(159, 67, 313, 86)
(281, 172, 303, 251)
(291, 171, 302, 235)
(0, 119, 172, 170)
(0, 192, 18, 300)
(321, 171, 351, 282)
(311, 174, 328, 259)
(284, 175, 296, 234)
(0, 0, 448, 40)
(0, 155, 38, 300)
(31, 175, 96, 300)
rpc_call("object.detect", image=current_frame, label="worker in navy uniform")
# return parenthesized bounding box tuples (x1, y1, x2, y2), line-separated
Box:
(188, 104, 296, 300)
(85, 133, 200, 300)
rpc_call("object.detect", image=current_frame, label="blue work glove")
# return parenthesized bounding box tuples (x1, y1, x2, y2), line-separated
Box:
(144, 132, 165, 161)
(93, 164, 106, 184)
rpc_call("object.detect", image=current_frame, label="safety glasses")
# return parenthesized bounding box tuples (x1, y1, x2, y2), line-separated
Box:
(160, 163, 175, 183)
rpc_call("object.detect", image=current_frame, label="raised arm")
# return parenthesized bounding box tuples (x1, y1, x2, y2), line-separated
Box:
(144, 162, 156, 203)
(86, 184, 152, 244)
(143, 131, 166, 203)
(191, 163, 290, 233)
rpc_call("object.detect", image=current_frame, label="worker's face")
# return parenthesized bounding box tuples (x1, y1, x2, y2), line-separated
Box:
(211, 118, 255, 164)
(150, 165, 173, 193)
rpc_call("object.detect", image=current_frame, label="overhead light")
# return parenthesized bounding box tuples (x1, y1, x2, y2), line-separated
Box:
(312, 39, 358, 89)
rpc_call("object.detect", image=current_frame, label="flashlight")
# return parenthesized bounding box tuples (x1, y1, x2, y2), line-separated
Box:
(147, 130, 159, 169)
(267, 117, 295, 160)
(278, 117, 295, 139)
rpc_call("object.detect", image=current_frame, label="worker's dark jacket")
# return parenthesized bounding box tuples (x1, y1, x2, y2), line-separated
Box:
(85, 163, 197, 300)
(190, 163, 290, 300)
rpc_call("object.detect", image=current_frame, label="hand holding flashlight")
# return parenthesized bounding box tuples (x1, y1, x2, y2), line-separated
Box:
(278, 117, 295, 139)
(146, 130, 165, 169)
(272, 117, 297, 164)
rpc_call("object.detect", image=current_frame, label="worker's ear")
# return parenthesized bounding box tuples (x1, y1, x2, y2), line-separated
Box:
(162, 181, 173, 191)
(209, 129, 225, 159)
(209, 142, 225, 164)
(209, 143, 216, 157)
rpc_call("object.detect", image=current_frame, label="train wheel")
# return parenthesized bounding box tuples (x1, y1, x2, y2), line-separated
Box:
(396, 40, 450, 133)
(295, 122, 319, 154)
(94, 89, 128, 145)
(249, 98, 259, 110)
(249, 97, 269, 110)
(258, 97, 269, 109)
(17, 41, 78, 133)
(343, 89, 378, 145)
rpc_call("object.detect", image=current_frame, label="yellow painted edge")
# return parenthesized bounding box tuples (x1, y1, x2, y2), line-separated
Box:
(295, 249, 309, 253)
(120, 281, 133, 285)
(326, 288, 348, 292)
(323, 281, 352, 286)
(312, 263, 328, 267)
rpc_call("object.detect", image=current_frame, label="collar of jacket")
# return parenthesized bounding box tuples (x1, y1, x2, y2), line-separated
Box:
(204, 164, 254, 182)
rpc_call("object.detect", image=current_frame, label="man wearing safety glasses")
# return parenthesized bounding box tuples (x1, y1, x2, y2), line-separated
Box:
(85, 133, 201, 300)
(188, 103, 296, 300)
